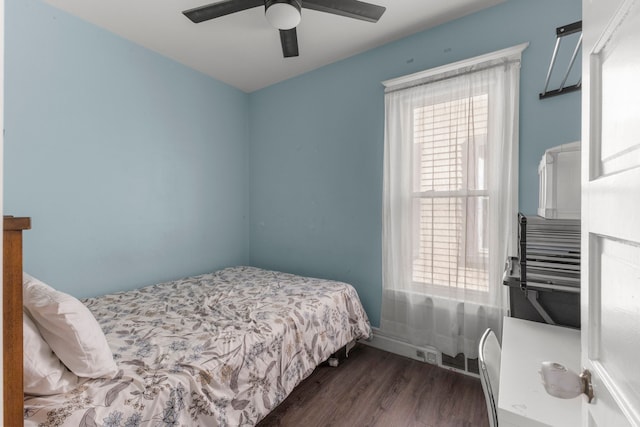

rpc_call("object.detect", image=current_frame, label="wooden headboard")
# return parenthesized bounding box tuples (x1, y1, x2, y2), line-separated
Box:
(4, 216, 30, 426)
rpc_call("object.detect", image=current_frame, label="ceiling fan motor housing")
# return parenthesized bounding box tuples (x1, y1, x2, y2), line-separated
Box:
(265, 0, 302, 30)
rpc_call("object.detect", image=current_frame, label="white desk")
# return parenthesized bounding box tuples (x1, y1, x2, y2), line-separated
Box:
(498, 317, 581, 427)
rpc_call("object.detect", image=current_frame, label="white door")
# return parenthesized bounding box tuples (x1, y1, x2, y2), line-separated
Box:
(582, 0, 640, 425)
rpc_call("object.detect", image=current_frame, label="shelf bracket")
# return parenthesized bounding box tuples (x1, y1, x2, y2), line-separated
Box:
(540, 21, 582, 99)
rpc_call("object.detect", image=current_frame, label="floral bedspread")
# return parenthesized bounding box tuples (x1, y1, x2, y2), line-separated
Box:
(24, 266, 371, 426)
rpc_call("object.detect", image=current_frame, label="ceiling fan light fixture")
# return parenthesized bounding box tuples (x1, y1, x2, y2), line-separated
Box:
(265, 0, 301, 30)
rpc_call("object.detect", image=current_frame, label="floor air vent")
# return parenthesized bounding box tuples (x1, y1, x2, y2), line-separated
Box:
(441, 353, 480, 374)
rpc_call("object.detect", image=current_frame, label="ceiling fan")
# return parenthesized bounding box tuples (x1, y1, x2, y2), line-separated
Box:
(182, 0, 386, 58)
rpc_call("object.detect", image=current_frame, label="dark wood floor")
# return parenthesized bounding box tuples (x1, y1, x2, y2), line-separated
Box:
(258, 344, 489, 427)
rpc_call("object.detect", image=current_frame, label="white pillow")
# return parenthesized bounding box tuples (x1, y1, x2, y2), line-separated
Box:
(23, 273, 118, 378)
(23, 310, 80, 395)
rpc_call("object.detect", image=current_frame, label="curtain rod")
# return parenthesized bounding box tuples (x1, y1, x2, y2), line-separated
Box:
(382, 42, 529, 94)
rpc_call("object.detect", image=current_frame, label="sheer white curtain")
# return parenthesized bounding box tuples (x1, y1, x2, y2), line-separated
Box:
(381, 46, 524, 359)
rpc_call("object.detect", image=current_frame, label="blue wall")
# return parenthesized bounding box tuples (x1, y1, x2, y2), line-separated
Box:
(249, 0, 582, 326)
(4, 0, 582, 324)
(4, 0, 250, 297)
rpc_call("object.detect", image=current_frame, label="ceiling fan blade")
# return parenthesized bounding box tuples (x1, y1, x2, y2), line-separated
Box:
(279, 28, 299, 58)
(302, 0, 385, 23)
(183, 0, 263, 23)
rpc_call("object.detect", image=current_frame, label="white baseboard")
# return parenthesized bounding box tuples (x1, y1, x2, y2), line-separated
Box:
(361, 328, 478, 378)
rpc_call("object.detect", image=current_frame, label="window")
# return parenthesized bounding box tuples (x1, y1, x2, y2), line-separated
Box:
(380, 44, 525, 357)
(412, 94, 489, 294)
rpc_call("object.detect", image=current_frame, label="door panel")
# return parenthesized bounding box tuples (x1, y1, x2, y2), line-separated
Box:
(599, 6, 640, 175)
(597, 237, 640, 411)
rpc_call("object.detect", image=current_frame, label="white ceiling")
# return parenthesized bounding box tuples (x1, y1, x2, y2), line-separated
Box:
(42, 0, 505, 93)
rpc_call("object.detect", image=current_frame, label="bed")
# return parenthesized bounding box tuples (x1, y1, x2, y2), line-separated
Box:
(4, 217, 371, 426)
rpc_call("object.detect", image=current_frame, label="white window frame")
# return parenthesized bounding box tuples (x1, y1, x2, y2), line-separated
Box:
(382, 42, 527, 302)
